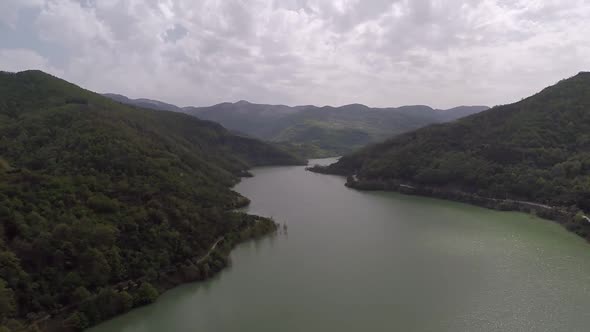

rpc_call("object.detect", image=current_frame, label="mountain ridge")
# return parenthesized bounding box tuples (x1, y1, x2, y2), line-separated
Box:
(104, 94, 489, 158)
(103, 94, 488, 118)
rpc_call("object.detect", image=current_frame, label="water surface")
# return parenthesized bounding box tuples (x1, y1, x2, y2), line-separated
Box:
(89, 158, 590, 331)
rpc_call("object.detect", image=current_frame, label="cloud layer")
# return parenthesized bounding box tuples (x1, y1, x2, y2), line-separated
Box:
(1, 0, 589, 108)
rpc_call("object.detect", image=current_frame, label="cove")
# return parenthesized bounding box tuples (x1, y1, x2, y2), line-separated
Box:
(88, 158, 590, 331)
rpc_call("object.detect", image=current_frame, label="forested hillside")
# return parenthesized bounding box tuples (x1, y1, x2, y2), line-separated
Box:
(320, 72, 590, 235)
(0, 70, 303, 331)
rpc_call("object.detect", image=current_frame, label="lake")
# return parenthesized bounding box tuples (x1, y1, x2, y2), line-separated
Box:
(89, 158, 590, 331)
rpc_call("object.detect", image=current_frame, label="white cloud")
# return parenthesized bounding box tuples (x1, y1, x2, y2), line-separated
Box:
(0, 48, 61, 75)
(0, 0, 43, 28)
(0, 0, 589, 108)
(36, 1, 115, 49)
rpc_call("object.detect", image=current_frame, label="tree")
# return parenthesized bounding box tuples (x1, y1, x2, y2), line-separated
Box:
(87, 194, 119, 213)
(71, 286, 91, 303)
(64, 311, 89, 331)
(0, 158, 10, 172)
(0, 253, 27, 289)
(80, 249, 111, 287)
(0, 279, 15, 321)
(133, 283, 159, 306)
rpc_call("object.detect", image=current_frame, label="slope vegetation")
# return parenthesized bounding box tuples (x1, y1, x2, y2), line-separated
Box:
(321, 72, 590, 238)
(0, 70, 302, 331)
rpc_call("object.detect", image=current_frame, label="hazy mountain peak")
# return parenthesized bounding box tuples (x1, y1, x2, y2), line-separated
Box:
(339, 103, 370, 110)
(101, 88, 489, 159)
(102, 93, 182, 112)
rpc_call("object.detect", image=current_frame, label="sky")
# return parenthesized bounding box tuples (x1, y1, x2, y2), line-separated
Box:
(0, 0, 589, 108)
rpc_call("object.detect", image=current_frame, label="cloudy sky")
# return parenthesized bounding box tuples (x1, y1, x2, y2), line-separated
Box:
(1, 0, 589, 108)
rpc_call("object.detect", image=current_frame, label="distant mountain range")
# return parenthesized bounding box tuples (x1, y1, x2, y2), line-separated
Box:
(103, 94, 489, 158)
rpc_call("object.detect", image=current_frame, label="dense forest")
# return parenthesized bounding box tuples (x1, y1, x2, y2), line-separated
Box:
(317, 72, 590, 239)
(0, 70, 304, 331)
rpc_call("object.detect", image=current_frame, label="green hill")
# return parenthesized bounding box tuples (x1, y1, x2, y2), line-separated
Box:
(0, 70, 303, 331)
(318, 72, 590, 239)
(272, 122, 372, 157)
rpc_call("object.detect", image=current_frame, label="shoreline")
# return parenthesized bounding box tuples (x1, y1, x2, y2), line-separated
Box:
(33, 213, 277, 332)
(307, 165, 590, 243)
(348, 178, 590, 242)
